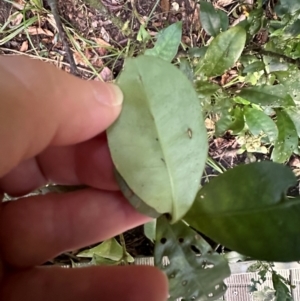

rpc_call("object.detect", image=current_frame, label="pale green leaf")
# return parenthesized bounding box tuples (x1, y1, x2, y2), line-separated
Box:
(239, 85, 295, 107)
(200, 1, 229, 37)
(198, 26, 246, 77)
(145, 22, 182, 62)
(107, 55, 208, 222)
(184, 161, 300, 262)
(77, 238, 134, 263)
(244, 108, 278, 142)
(137, 24, 151, 42)
(155, 216, 230, 301)
(144, 219, 156, 242)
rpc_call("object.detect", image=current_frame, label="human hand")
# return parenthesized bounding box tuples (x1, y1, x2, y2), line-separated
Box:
(0, 56, 168, 301)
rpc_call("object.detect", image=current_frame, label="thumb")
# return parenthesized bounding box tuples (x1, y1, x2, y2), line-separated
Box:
(0, 56, 123, 177)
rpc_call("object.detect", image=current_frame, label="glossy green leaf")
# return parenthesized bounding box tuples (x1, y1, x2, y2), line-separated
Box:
(200, 1, 229, 37)
(198, 26, 246, 77)
(247, 8, 264, 36)
(271, 109, 298, 163)
(145, 22, 182, 62)
(243, 61, 265, 74)
(107, 55, 208, 222)
(272, 273, 293, 301)
(215, 107, 244, 136)
(155, 216, 230, 301)
(263, 56, 288, 73)
(275, 0, 300, 16)
(77, 238, 134, 263)
(239, 85, 295, 107)
(284, 19, 300, 37)
(184, 161, 300, 262)
(244, 108, 278, 142)
(276, 66, 300, 105)
(285, 107, 300, 137)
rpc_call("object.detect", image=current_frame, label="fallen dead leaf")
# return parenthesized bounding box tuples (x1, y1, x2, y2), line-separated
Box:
(100, 27, 110, 43)
(19, 40, 28, 52)
(160, 0, 170, 12)
(91, 56, 104, 68)
(27, 26, 54, 36)
(10, 12, 23, 26)
(12, 0, 25, 10)
(92, 37, 111, 56)
(73, 51, 88, 67)
(100, 67, 113, 82)
(205, 118, 215, 130)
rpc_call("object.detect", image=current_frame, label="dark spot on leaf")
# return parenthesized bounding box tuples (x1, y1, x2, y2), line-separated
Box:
(191, 245, 201, 254)
(178, 238, 184, 243)
(182, 280, 188, 286)
(187, 128, 192, 139)
(160, 237, 167, 244)
(161, 158, 165, 163)
(169, 273, 175, 278)
(155, 138, 158, 141)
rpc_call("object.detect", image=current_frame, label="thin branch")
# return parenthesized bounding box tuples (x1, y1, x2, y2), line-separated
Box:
(46, 0, 79, 76)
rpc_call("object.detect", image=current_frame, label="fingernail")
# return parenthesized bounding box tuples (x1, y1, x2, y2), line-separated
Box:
(92, 82, 123, 106)
(108, 84, 123, 106)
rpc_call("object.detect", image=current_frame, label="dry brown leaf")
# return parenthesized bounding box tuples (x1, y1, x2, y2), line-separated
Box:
(27, 26, 54, 36)
(205, 118, 215, 130)
(10, 12, 23, 26)
(91, 56, 104, 68)
(19, 40, 28, 52)
(92, 37, 111, 56)
(100, 67, 113, 82)
(100, 27, 110, 43)
(12, 0, 25, 10)
(160, 0, 170, 12)
(73, 51, 88, 67)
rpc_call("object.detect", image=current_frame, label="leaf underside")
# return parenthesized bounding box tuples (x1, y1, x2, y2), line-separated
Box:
(107, 55, 208, 222)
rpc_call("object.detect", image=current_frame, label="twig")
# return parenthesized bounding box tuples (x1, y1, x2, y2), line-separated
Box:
(46, 0, 79, 76)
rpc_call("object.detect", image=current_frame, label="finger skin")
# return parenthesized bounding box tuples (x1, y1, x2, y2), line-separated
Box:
(0, 56, 122, 177)
(0, 266, 169, 301)
(0, 189, 151, 268)
(0, 134, 118, 196)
